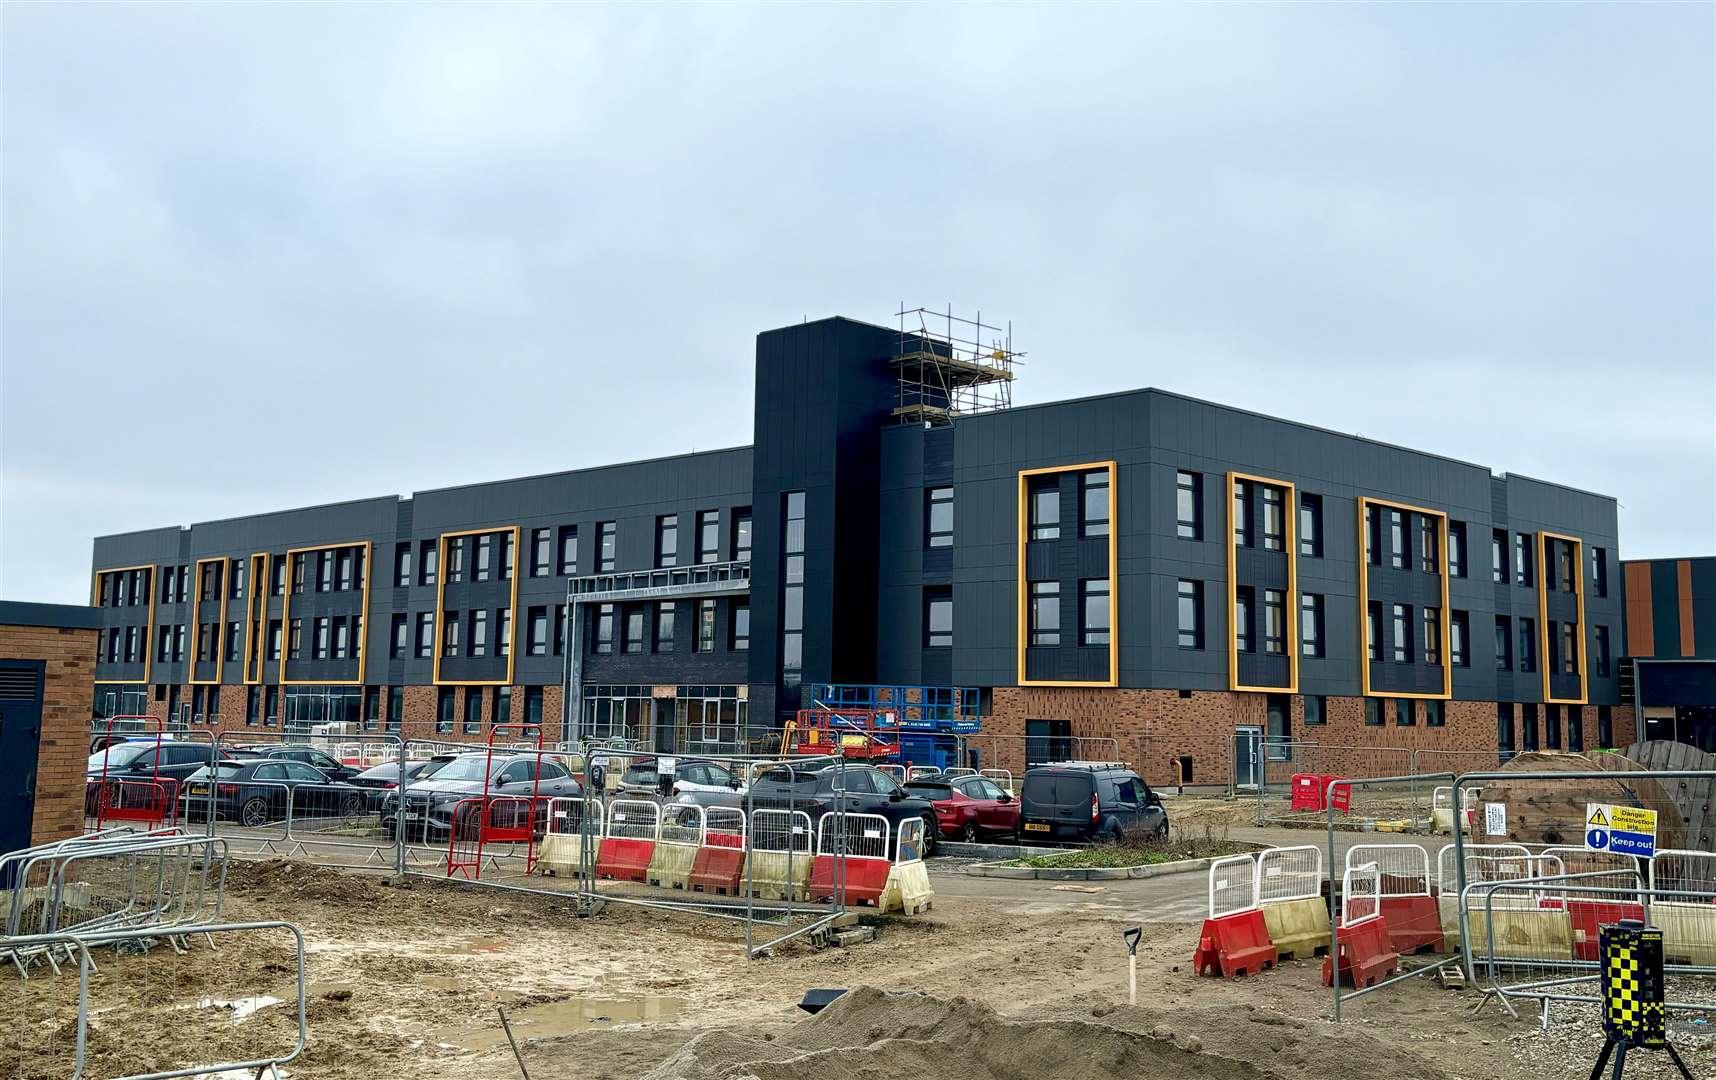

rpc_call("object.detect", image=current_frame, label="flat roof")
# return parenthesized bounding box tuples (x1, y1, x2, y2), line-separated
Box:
(0, 600, 104, 631)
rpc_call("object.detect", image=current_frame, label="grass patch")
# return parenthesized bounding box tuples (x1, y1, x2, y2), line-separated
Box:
(1005, 823, 1255, 869)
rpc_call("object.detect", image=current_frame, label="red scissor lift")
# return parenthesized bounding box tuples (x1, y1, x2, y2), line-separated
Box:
(446, 724, 548, 880)
(787, 708, 901, 760)
(91, 716, 181, 830)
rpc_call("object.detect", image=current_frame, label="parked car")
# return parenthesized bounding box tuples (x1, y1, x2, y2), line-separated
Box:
(746, 763, 939, 854)
(87, 740, 220, 816)
(178, 760, 367, 826)
(231, 743, 364, 782)
(1018, 763, 1167, 844)
(905, 774, 1021, 842)
(378, 752, 582, 843)
(620, 758, 746, 801)
(347, 755, 458, 809)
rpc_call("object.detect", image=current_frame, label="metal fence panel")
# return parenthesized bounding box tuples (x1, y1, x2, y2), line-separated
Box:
(1257, 845, 1322, 905)
(1208, 853, 1259, 919)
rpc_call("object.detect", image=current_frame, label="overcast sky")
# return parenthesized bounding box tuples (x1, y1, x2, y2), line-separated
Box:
(3, 4, 1711, 605)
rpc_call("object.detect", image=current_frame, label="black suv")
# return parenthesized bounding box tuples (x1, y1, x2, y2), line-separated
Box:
(746, 763, 939, 854)
(1019, 763, 1167, 844)
(235, 744, 364, 782)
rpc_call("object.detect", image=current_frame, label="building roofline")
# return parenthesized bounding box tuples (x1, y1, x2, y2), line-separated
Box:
(0, 600, 104, 631)
(411, 443, 753, 498)
(1622, 555, 1716, 565)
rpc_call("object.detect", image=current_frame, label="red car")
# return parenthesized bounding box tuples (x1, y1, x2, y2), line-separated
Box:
(905, 775, 1021, 841)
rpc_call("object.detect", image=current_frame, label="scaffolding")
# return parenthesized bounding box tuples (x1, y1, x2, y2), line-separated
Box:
(893, 305, 1019, 425)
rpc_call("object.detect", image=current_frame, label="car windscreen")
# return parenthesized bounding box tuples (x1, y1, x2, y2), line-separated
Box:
(186, 763, 246, 781)
(1022, 772, 1094, 807)
(426, 755, 494, 782)
(904, 781, 954, 799)
(88, 743, 151, 771)
(754, 766, 819, 786)
(416, 758, 454, 778)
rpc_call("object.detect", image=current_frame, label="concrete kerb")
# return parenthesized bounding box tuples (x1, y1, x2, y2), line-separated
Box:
(964, 853, 1235, 882)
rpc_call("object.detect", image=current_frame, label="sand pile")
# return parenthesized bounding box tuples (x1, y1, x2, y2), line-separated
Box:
(642, 987, 1454, 1080)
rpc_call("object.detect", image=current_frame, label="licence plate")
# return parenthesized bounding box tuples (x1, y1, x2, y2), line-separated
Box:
(187, 784, 209, 796)
(1024, 822, 1050, 832)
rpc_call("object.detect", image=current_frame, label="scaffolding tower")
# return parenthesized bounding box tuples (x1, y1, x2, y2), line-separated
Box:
(893, 305, 1020, 426)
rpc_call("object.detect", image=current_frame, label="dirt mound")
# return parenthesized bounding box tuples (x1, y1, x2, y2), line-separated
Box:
(225, 857, 391, 904)
(641, 987, 1454, 1080)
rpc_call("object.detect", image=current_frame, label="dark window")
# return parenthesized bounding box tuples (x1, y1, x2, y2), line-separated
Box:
(1423, 607, 1441, 665)
(493, 686, 512, 729)
(287, 619, 303, 660)
(1495, 615, 1513, 670)
(394, 543, 412, 587)
(1177, 580, 1204, 649)
(500, 532, 514, 580)
(733, 510, 752, 563)
(553, 605, 566, 656)
(1568, 706, 1584, 751)
(1029, 581, 1060, 646)
(781, 492, 806, 693)
(1389, 510, 1407, 569)
(1263, 588, 1285, 654)
(1498, 703, 1515, 755)
(696, 599, 716, 652)
(337, 548, 354, 590)
(1392, 603, 1411, 663)
(1365, 698, 1382, 726)
(446, 537, 465, 584)
(419, 539, 438, 586)
(363, 686, 379, 732)
(318, 552, 333, 592)
(437, 688, 454, 734)
(656, 515, 678, 568)
(558, 526, 578, 575)
(1557, 540, 1575, 593)
(1451, 610, 1470, 667)
(1028, 477, 1060, 541)
(1560, 621, 1578, 675)
(1232, 480, 1252, 548)
(1515, 532, 1533, 587)
(527, 606, 548, 656)
(1368, 601, 1383, 662)
(1395, 698, 1414, 726)
(1176, 471, 1202, 540)
(1521, 703, 1539, 750)
(1234, 586, 1255, 653)
(474, 535, 492, 582)
(416, 612, 434, 658)
(1595, 625, 1611, 677)
(655, 603, 675, 652)
(442, 610, 460, 657)
(1425, 700, 1445, 727)
(1080, 470, 1110, 538)
(1591, 547, 1608, 598)
(531, 528, 551, 576)
(268, 620, 282, 661)
(1261, 486, 1284, 551)
(463, 688, 481, 735)
(247, 687, 259, 727)
(731, 602, 750, 651)
(391, 614, 408, 659)
(1080, 579, 1110, 647)
(925, 588, 953, 648)
(525, 686, 544, 728)
(594, 604, 615, 654)
(1448, 521, 1466, 578)
(696, 510, 720, 564)
(926, 487, 954, 548)
(1491, 529, 1507, 584)
(290, 552, 307, 594)
(1518, 617, 1536, 673)
(1303, 695, 1326, 725)
(469, 610, 487, 657)
(1545, 704, 1562, 749)
(1300, 593, 1324, 658)
(624, 607, 645, 653)
(1366, 504, 1384, 565)
(1598, 705, 1613, 748)
(597, 522, 616, 573)
(1420, 516, 1439, 573)
(1298, 494, 1322, 557)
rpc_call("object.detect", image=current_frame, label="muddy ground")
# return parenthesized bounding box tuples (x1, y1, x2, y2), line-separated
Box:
(3, 858, 1712, 1079)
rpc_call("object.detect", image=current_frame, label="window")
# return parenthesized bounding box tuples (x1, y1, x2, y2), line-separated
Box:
(655, 603, 675, 652)
(1591, 547, 1608, 598)
(696, 511, 720, 564)
(1232, 481, 1252, 548)
(1261, 487, 1284, 551)
(656, 515, 678, 568)
(1420, 516, 1438, 573)
(598, 522, 616, 572)
(1495, 615, 1513, 670)
(334, 618, 351, 660)
(1028, 477, 1060, 540)
(268, 620, 282, 661)
(390, 614, 408, 658)
(1234, 586, 1255, 653)
(337, 549, 354, 590)
(284, 619, 302, 661)
(552, 605, 565, 655)
(780, 491, 806, 693)
(363, 686, 379, 732)
(1303, 695, 1326, 726)
(1366, 504, 1384, 565)
(1545, 704, 1562, 749)
(1423, 607, 1441, 665)
(1368, 601, 1383, 662)
(1395, 698, 1414, 726)
(557, 526, 578, 575)
(247, 687, 260, 727)
(1263, 588, 1285, 654)
(493, 686, 512, 729)
(1298, 494, 1322, 557)
(446, 537, 465, 583)
(925, 588, 953, 648)
(1491, 529, 1506, 583)
(926, 487, 954, 548)
(290, 552, 307, 594)
(1595, 625, 1611, 678)
(1498, 703, 1515, 756)
(525, 686, 543, 728)
(624, 607, 646, 653)
(1568, 706, 1584, 752)
(442, 611, 461, 657)
(1028, 581, 1061, 646)
(1389, 510, 1407, 569)
(531, 528, 551, 576)
(310, 618, 327, 660)
(318, 552, 333, 592)
(1080, 470, 1110, 538)
(474, 535, 492, 582)
(420, 539, 438, 586)
(1556, 540, 1574, 593)
(1515, 532, 1533, 587)
(463, 689, 481, 734)
(432, 688, 453, 734)
(1301, 593, 1324, 658)
(412, 611, 432, 658)
(1598, 705, 1613, 749)
(527, 607, 548, 656)
(1365, 698, 1382, 726)
(1392, 603, 1411, 663)
(199, 563, 218, 601)
(1518, 617, 1536, 672)
(594, 603, 615, 654)
(470, 610, 488, 657)
(731, 602, 750, 651)
(1451, 610, 1470, 667)
(1080, 579, 1109, 647)
(696, 600, 716, 652)
(733, 510, 752, 563)
(1448, 521, 1466, 578)
(496, 608, 510, 657)
(1176, 471, 1202, 540)
(394, 543, 412, 587)
(1561, 622, 1578, 675)
(1425, 700, 1445, 727)
(1177, 580, 1204, 649)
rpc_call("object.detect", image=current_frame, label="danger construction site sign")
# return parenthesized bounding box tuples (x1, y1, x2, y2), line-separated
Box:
(1585, 803, 1658, 858)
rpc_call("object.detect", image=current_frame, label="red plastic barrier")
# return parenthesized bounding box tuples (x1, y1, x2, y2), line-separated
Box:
(1192, 909, 1278, 978)
(1289, 774, 1324, 812)
(1328, 782, 1351, 815)
(807, 855, 892, 906)
(1378, 895, 1444, 955)
(1323, 916, 1400, 988)
(688, 845, 747, 895)
(596, 837, 656, 882)
(1542, 898, 1646, 961)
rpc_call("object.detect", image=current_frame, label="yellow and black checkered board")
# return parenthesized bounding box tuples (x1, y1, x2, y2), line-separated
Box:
(1602, 923, 1666, 1048)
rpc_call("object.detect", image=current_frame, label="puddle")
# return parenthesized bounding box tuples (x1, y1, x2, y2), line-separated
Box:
(419, 975, 462, 991)
(446, 996, 685, 1052)
(455, 936, 510, 954)
(198, 996, 282, 1022)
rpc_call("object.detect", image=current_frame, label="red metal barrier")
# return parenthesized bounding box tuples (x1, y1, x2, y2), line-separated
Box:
(688, 831, 748, 895)
(1378, 895, 1444, 955)
(1322, 916, 1400, 988)
(446, 795, 546, 879)
(96, 779, 177, 827)
(1192, 910, 1277, 978)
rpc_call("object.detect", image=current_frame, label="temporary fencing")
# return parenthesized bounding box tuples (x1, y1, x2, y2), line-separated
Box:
(978, 767, 1015, 794)
(809, 813, 892, 907)
(1256, 845, 1329, 961)
(1257, 743, 1511, 829)
(598, 799, 662, 883)
(1325, 861, 1399, 992)
(1347, 843, 1441, 955)
(0, 920, 305, 1080)
(1193, 853, 1276, 978)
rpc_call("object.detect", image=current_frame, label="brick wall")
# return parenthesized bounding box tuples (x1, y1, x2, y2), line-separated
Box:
(1, 624, 98, 845)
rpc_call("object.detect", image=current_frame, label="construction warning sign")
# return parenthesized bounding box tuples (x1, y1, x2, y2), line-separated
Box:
(1585, 803, 1658, 858)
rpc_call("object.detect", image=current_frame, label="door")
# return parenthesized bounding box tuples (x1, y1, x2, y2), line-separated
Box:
(1233, 726, 1263, 790)
(654, 699, 678, 755)
(0, 662, 45, 871)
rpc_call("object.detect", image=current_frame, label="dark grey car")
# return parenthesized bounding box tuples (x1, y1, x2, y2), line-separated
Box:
(379, 752, 581, 842)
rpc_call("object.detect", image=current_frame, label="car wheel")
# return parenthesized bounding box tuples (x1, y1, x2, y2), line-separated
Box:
(1153, 819, 1169, 842)
(339, 793, 364, 817)
(959, 821, 981, 843)
(920, 813, 939, 855)
(240, 796, 271, 828)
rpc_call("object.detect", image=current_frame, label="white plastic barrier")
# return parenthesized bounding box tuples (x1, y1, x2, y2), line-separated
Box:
(1257, 845, 1322, 905)
(941, 768, 977, 779)
(1347, 844, 1432, 898)
(907, 766, 941, 781)
(536, 797, 600, 876)
(749, 809, 814, 901)
(1208, 853, 1260, 920)
(1342, 862, 1382, 928)
(648, 804, 705, 889)
(979, 768, 1014, 793)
